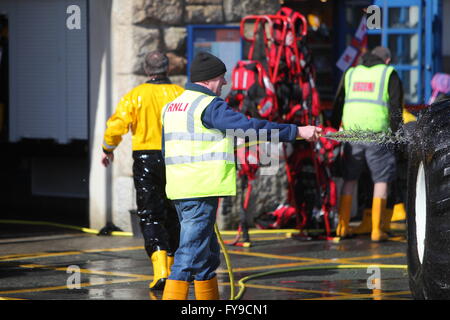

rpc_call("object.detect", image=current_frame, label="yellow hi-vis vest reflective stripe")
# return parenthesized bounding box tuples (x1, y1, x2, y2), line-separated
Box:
(162, 90, 236, 200)
(342, 64, 395, 132)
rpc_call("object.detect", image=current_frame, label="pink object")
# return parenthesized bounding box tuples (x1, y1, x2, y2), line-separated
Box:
(429, 73, 450, 104)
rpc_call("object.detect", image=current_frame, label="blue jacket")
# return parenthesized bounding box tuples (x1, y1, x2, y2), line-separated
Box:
(186, 83, 298, 141)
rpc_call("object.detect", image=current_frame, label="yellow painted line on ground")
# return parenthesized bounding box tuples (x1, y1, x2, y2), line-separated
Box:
(0, 251, 82, 261)
(374, 296, 411, 300)
(0, 277, 151, 295)
(232, 282, 357, 297)
(302, 290, 411, 300)
(18, 264, 151, 279)
(219, 229, 300, 236)
(0, 253, 42, 260)
(389, 237, 407, 243)
(226, 249, 321, 262)
(217, 258, 404, 275)
(0, 262, 153, 296)
(242, 236, 287, 241)
(81, 246, 144, 253)
(329, 253, 408, 267)
(226, 249, 407, 268)
(0, 246, 145, 262)
(342, 252, 406, 261)
(222, 279, 410, 300)
(0, 296, 26, 300)
(216, 260, 332, 273)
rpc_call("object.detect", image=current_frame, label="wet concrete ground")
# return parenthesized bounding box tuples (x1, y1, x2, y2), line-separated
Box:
(0, 223, 410, 300)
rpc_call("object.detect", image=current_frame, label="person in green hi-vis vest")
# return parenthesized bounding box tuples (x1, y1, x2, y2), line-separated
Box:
(331, 46, 404, 242)
(161, 52, 322, 300)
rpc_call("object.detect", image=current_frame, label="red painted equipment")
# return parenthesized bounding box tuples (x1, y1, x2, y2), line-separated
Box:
(226, 7, 341, 243)
(227, 60, 277, 119)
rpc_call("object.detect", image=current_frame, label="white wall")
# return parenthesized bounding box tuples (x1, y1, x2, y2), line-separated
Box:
(88, 0, 137, 232)
(110, 0, 137, 232)
(88, 0, 113, 230)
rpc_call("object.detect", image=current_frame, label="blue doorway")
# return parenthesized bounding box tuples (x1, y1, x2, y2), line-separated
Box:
(369, 0, 443, 104)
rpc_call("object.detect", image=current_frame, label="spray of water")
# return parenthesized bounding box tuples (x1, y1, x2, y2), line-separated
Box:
(324, 127, 411, 146)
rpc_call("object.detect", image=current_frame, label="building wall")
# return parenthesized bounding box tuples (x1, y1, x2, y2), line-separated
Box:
(88, 0, 113, 230)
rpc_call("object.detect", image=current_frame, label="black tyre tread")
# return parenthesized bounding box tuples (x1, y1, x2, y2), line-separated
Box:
(407, 98, 450, 299)
(428, 147, 450, 215)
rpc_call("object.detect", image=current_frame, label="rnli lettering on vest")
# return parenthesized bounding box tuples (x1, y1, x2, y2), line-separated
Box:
(352, 82, 375, 92)
(166, 102, 189, 112)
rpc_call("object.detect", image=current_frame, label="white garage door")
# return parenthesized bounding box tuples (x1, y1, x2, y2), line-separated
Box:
(1, 0, 88, 144)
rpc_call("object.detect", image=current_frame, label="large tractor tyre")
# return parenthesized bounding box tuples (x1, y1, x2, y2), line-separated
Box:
(406, 96, 450, 299)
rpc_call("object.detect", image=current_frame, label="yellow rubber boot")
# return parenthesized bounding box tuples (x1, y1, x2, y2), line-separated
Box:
(381, 207, 394, 233)
(149, 250, 169, 290)
(350, 208, 372, 234)
(371, 197, 389, 242)
(391, 203, 407, 221)
(162, 279, 190, 300)
(167, 255, 174, 276)
(194, 276, 220, 300)
(336, 194, 353, 237)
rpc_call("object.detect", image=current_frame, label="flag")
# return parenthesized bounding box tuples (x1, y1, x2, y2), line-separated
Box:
(336, 16, 368, 71)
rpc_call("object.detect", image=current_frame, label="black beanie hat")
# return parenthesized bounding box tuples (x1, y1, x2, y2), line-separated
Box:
(190, 51, 227, 82)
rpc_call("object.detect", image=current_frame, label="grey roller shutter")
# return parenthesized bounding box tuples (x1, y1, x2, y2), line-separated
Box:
(3, 0, 87, 144)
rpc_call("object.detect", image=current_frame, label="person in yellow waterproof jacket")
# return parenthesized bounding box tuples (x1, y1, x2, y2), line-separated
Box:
(101, 51, 184, 291)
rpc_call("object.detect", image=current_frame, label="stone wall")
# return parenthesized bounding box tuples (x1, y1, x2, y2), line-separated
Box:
(130, 0, 281, 85)
(110, 0, 282, 231)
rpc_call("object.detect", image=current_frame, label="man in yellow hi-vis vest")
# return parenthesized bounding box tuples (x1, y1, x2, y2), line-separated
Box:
(161, 52, 322, 300)
(101, 51, 184, 290)
(331, 46, 404, 242)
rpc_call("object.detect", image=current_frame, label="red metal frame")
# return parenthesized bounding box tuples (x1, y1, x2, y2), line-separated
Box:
(240, 15, 290, 84)
(228, 8, 338, 243)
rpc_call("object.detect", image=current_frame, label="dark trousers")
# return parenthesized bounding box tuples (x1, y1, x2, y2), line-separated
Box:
(133, 150, 180, 257)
